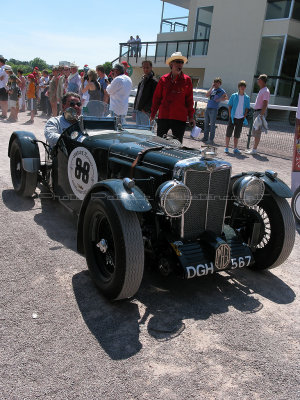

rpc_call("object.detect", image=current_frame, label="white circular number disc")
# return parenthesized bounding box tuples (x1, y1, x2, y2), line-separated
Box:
(67, 147, 98, 200)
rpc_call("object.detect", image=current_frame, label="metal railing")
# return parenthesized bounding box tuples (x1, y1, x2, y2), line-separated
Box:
(192, 97, 297, 159)
(253, 75, 299, 99)
(160, 16, 189, 33)
(118, 39, 209, 64)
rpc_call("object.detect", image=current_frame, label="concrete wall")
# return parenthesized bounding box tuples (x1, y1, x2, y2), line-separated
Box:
(127, 0, 300, 100)
(196, 0, 268, 96)
(156, 0, 268, 96)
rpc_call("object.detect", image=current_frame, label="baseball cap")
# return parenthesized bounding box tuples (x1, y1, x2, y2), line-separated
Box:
(121, 61, 130, 68)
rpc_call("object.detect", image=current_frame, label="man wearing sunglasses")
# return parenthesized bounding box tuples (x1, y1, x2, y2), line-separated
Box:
(44, 92, 82, 147)
(150, 51, 195, 143)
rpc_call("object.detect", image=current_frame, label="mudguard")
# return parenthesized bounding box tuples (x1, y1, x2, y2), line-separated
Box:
(232, 170, 292, 198)
(77, 179, 152, 254)
(8, 131, 40, 173)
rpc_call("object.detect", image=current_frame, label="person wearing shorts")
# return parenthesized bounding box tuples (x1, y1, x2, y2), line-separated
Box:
(25, 74, 36, 124)
(0, 57, 9, 119)
(5, 65, 21, 122)
(225, 80, 250, 155)
(245, 74, 270, 155)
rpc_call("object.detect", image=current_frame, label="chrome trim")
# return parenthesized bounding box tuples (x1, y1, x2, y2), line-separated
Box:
(221, 166, 232, 232)
(204, 171, 212, 230)
(215, 243, 231, 270)
(233, 176, 265, 207)
(174, 158, 232, 240)
(157, 180, 192, 218)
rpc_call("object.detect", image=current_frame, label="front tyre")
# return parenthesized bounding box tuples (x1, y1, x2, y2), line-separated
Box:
(292, 186, 300, 224)
(249, 194, 295, 270)
(10, 140, 37, 197)
(83, 192, 144, 300)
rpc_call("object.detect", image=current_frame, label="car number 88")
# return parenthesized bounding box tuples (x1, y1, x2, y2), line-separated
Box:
(231, 256, 252, 269)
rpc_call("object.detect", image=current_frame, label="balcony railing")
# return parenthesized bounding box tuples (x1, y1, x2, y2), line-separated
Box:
(118, 39, 209, 64)
(160, 16, 188, 33)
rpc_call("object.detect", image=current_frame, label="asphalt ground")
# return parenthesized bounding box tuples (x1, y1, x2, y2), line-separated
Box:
(1, 111, 299, 400)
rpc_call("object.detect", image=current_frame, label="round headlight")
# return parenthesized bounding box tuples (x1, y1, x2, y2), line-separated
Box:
(156, 181, 191, 217)
(233, 176, 265, 207)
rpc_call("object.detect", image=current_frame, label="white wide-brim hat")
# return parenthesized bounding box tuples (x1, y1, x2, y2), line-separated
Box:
(166, 52, 188, 65)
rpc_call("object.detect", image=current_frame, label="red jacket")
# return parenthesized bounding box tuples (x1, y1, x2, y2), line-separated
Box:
(151, 72, 194, 122)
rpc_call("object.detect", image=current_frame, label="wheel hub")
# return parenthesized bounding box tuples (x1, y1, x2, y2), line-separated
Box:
(96, 239, 108, 253)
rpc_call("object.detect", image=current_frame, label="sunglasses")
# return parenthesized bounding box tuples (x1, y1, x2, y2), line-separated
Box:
(173, 60, 184, 64)
(69, 101, 81, 107)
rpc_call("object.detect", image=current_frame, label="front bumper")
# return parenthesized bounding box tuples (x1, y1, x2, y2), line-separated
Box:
(170, 233, 254, 279)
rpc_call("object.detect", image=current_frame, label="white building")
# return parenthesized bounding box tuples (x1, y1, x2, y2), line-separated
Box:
(119, 0, 300, 105)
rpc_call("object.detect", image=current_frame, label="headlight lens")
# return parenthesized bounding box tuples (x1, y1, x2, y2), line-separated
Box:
(156, 181, 191, 217)
(233, 176, 265, 207)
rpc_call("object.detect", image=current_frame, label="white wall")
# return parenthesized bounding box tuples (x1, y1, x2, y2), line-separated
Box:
(195, 0, 268, 95)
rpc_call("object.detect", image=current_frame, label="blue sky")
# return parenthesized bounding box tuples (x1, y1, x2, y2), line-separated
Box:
(3, 0, 181, 68)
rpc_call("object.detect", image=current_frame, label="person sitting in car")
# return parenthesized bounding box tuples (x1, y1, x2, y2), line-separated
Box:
(44, 92, 82, 147)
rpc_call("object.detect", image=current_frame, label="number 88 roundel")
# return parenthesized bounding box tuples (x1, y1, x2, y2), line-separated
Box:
(68, 147, 98, 200)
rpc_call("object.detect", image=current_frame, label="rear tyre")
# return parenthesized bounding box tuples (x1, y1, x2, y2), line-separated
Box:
(10, 140, 37, 197)
(83, 192, 144, 300)
(249, 194, 295, 270)
(292, 186, 300, 224)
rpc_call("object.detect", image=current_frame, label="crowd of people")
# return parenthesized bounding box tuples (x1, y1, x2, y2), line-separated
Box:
(0, 56, 122, 125)
(0, 51, 270, 155)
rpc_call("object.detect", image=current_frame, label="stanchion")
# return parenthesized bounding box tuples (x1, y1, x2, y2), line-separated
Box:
(246, 110, 253, 149)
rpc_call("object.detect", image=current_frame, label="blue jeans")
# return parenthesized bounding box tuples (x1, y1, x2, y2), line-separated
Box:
(204, 108, 218, 141)
(136, 110, 150, 127)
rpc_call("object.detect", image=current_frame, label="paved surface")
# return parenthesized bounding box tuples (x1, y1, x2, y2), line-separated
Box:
(1, 112, 299, 400)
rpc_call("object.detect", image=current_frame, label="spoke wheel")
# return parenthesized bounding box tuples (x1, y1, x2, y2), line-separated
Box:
(248, 194, 295, 270)
(83, 192, 144, 300)
(10, 140, 37, 197)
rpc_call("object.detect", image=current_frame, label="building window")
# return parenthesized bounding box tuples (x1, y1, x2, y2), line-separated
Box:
(265, 0, 292, 20)
(255, 36, 285, 94)
(255, 35, 300, 98)
(292, 0, 300, 21)
(193, 6, 213, 56)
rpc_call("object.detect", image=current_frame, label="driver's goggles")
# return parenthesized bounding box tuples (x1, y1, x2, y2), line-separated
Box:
(69, 101, 81, 107)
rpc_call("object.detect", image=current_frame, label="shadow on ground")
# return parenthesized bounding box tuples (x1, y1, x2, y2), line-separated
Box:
(2, 189, 35, 212)
(2, 189, 78, 251)
(72, 263, 295, 361)
(3, 188, 296, 361)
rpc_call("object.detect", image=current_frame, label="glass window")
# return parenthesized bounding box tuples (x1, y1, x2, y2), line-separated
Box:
(265, 0, 292, 20)
(292, 0, 300, 21)
(255, 36, 285, 94)
(193, 6, 213, 56)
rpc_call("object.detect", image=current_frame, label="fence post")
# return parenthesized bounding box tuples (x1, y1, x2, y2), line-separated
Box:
(247, 112, 254, 149)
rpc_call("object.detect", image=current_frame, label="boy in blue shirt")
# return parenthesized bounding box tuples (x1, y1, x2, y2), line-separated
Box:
(203, 77, 227, 144)
(225, 80, 250, 154)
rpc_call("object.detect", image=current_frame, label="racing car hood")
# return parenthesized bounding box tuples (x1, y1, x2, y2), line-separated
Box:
(82, 128, 230, 174)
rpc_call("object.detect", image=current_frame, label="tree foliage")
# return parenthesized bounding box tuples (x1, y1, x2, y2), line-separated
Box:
(103, 62, 112, 75)
(7, 57, 52, 75)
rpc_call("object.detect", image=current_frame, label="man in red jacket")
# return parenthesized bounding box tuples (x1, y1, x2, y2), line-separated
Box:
(150, 52, 195, 143)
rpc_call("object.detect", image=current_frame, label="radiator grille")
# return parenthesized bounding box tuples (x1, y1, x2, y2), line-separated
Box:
(181, 168, 231, 240)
